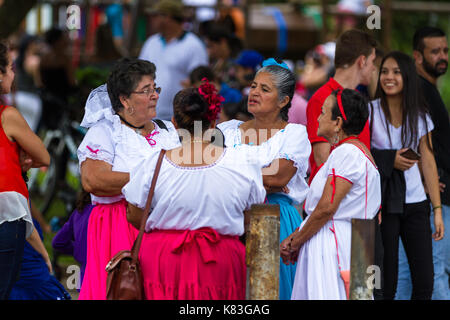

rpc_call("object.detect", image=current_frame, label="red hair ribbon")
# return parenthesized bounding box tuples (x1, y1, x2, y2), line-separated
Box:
(198, 78, 225, 122)
(336, 90, 347, 121)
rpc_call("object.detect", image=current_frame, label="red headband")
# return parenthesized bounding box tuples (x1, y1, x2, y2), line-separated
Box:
(336, 90, 347, 121)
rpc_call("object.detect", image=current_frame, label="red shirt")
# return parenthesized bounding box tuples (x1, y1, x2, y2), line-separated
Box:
(306, 78, 371, 183)
(0, 106, 29, 199)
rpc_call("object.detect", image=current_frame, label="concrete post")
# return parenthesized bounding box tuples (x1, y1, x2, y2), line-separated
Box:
(245, 204, 280, 300)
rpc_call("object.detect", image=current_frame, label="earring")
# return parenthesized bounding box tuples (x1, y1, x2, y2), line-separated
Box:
(333, 129, 340, 145)
(128, 106, 135, 115)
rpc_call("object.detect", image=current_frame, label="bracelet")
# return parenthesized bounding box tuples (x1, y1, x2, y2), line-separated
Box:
(433, 205, 442, 211)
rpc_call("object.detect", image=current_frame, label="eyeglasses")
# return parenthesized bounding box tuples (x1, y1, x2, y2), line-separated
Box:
(132, 87, 162, 97)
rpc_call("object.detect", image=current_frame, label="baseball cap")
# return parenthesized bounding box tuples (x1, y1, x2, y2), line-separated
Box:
(146, 0, 184, 20)
(235, 50, 264, 70)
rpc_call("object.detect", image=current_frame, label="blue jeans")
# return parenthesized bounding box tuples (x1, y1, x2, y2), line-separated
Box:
(395, 204, 450, 300)
(0, 219, 26, 300)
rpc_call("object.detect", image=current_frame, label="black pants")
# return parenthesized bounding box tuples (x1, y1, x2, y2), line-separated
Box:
(380, 200, 434, 300)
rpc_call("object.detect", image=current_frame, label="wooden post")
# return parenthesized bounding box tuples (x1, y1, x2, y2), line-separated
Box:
(349, 218, 376, 300)
(245, 204, 280, 300)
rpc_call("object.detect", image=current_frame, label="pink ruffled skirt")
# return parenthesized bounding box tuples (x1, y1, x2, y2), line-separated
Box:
(79, 200, 138, 300)
(139, 228, 246, 300)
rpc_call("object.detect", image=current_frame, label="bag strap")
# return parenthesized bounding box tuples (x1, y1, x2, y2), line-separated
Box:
(130, 149, 166, 265)
(153, 119, 168, 131)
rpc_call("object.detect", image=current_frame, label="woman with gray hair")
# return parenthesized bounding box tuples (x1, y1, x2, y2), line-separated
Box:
(217, 58, 311, 299)
(77, 58, 180, 299)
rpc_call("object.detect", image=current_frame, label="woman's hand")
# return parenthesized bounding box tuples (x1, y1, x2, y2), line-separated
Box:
(432, 208, 445, 241)
(280, 231, 301, 265)
(394, 148, 418, 171)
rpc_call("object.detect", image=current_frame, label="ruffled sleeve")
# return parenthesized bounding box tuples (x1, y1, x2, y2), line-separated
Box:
(327, 144, 365, 185)
(269, 124, 311, 177)
(217, 119, 243, 147)
(77, 121, 115, 166)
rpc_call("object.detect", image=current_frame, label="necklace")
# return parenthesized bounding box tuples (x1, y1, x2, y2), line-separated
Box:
(118, 114, 145, 134)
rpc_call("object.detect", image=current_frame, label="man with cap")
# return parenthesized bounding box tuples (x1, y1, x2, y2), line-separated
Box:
(139, 0, 208, 120)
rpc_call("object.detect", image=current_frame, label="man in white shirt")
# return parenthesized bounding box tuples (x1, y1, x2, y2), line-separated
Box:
(139, 0, 208, 120)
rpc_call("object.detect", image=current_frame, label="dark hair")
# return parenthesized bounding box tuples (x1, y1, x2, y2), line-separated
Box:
(330, 89, 369, 136)
(173, 88, 211, 134)
(75, 188, 92, 212)
(0, 41, 9, 74)
(413, 26, 446, 53)
(205, 24, 243, 58)
(255, 62, 296, 121)
(375, 51, 430, 150)
(95, 24, 122, 61)
(107, 58, 156, 113)
(16, 35, 39, 72)
(222, 99, 253, 121)
(335, 29, 377, 69)
(44, 27, 64, 46)
(190, 65, 217, 84)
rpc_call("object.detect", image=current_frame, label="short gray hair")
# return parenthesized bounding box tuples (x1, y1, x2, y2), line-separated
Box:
(256, 65, 296, 121)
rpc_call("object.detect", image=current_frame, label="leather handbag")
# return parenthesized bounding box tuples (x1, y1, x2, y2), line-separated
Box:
(105, 150, 166, 300)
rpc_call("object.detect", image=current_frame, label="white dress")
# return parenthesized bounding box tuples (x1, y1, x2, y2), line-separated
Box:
(291, 143, 381, 300)
(217, 119, 311, 204)
(77, 84, 181, 204)
(122, 144, 269, 235)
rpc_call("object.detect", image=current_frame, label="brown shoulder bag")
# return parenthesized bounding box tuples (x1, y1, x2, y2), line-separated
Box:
(105, 149, 166, 300)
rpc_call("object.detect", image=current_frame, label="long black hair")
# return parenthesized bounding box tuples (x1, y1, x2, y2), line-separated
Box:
(375, 51, 431, 150)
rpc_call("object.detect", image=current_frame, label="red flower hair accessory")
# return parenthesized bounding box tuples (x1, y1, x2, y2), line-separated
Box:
(198, 78, 225, 121)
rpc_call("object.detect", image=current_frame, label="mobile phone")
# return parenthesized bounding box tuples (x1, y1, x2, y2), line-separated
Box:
(400, 148, 421, 161)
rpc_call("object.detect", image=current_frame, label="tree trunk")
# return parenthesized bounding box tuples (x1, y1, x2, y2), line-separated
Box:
(0, 0, 38, 38)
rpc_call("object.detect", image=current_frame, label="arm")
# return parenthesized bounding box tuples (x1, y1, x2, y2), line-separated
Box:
(80, 158, 129, 196)
(2, 107, 50, 167)
(26, 227, 52, 273)
(52, 214, 75, 255)
(30, 200, 51, 234)
(419, 133, 444, 241)
(262, 158, 297, 189)
(280, 176, 352, 265)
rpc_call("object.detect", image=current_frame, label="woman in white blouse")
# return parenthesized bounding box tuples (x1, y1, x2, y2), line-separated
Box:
(370, 51, 444, 300)
(217, 58, 311, 300)
(123, 83, 270, 299)
(77, 58, 180, 300)
(281, 89, 381, 300)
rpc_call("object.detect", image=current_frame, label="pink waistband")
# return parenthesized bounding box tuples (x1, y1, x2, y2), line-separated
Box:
(150, 228, 239, 263)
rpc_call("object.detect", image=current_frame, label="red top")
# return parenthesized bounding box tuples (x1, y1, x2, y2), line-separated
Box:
(0, 106, 29, 199)
(306, 78, 371, 183)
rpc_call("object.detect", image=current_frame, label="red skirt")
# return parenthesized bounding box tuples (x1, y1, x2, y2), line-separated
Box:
(139, 228, 246, 300)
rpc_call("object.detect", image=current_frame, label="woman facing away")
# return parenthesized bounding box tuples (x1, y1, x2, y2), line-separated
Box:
(370, 51, 444, 300)
(77, 58, 180, 300)
(0, 40, 51, 299)
(281, 89, 381, 300)
(217, 58, 311, 300)
(122, 82, 274, 299)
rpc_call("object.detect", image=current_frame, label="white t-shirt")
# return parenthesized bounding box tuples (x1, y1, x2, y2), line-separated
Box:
(304, 143, 381, 220)
(77, 116, 180, 204)
(123, 145, 268, 236)
(369, 99, 434, 204)
(139, 32, 208, 120)
(217, 120, 311, 205)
